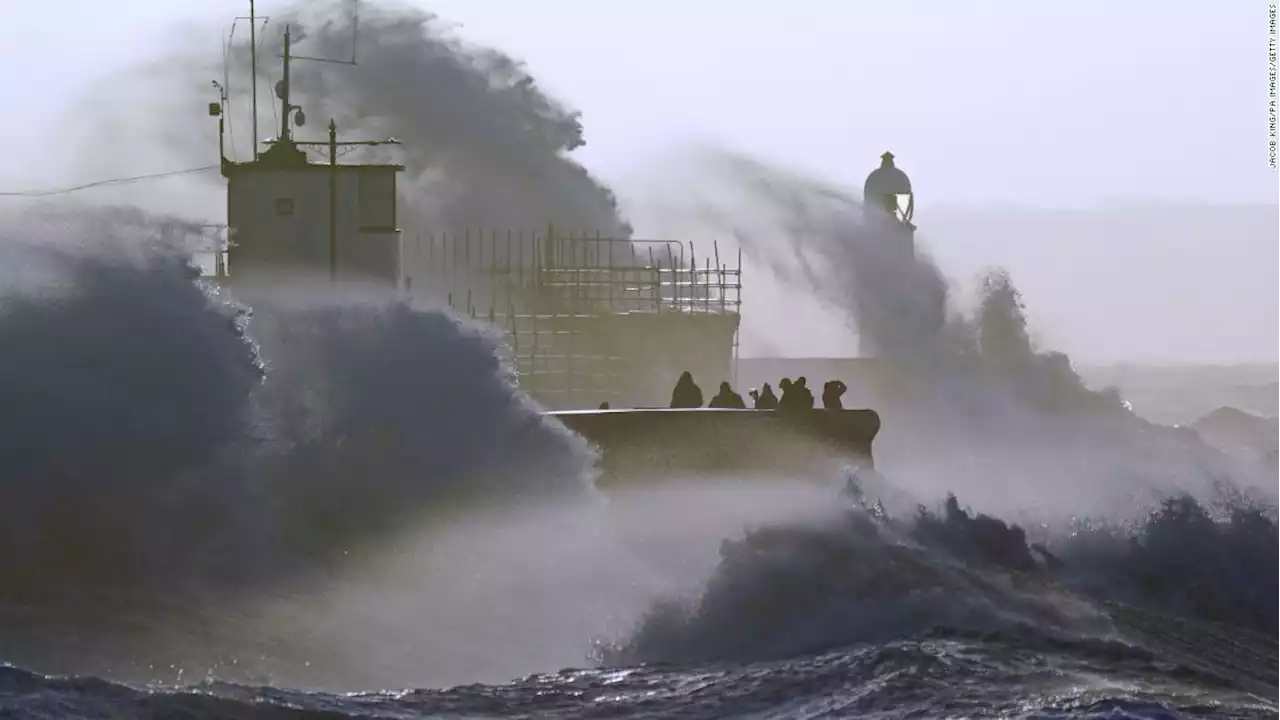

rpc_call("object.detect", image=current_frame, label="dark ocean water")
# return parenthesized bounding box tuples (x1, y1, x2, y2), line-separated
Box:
(3, 516, 1276, 720)
(3, 480, 1275, 719)
(2, 626, 1275, 719)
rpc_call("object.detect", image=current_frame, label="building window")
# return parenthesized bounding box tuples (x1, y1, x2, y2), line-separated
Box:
(275, 198, 295, 216)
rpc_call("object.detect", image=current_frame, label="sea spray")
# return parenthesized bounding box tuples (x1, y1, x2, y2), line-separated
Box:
(0, 204, 598, 684)
(0, 204, 262, 592)
(603, 483, 1277, 668)
(217, 476, 842, 690)
(270, 0, 631, 236)
(239, 283, 597, 561)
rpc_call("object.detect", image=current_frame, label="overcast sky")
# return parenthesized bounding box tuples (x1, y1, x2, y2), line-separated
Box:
(0, 0, 1276, 362)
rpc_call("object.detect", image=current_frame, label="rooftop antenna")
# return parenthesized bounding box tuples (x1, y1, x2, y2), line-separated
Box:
(290, 0, 361, 66)
(284, 10, 400, 281)
(250, 1, 258, 158)
(265, 0, 391, 282)
(269, 0, 360, 143)
(210, 80, 227, 163)
(264, 0, 372, 145)
(273, 26, 309, 141)
(227, 1, 270, 160)
(250, 0, 258, 159)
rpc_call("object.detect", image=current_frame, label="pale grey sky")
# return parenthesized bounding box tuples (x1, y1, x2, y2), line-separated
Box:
(0, 0, 1276, 362)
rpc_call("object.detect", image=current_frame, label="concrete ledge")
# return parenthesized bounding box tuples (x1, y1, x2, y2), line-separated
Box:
(548, 407, 880, 482)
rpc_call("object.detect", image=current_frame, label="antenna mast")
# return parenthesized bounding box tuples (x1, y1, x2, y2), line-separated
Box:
(280, 26, 292, 140)
(230, 2, 269, 160)
(250, 0, 257, 160)
(279, 0, 397, 283)
(290, 0, 361, 66)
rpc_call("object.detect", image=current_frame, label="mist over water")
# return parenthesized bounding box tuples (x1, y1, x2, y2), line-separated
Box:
(224, 477, 842, 689)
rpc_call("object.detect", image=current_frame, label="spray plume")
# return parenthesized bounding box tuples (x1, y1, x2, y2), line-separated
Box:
(66, 0, 631, 239)
(276, 1, 631, 236)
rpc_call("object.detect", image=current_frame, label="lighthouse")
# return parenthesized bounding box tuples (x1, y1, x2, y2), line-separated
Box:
(862, 151, 916, 256)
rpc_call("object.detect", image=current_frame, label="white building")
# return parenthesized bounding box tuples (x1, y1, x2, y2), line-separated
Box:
(221, 134, 404, 285)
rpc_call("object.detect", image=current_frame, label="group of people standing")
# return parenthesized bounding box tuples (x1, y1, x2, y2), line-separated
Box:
(669, 372, 848, 411)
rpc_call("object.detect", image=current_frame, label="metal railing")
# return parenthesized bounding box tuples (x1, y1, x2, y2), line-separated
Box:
(403, 229, 744, 409)
(402, 230, 742, 319)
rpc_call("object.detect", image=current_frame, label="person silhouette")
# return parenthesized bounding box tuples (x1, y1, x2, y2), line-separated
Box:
(670, 371, 704, 408)
(822, 379, 848, 410)
(709, 381, 746, 409)
(755, 382, 779, 409)
(783, 376, 814, 410)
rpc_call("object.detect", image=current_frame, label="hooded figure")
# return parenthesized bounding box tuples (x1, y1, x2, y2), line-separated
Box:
(709, 381, 747, 409)
(822, 379, 848, 410)
(754, 382, 779, 410)
(782, 376, 815, 410)
(670, 371, 704, 408)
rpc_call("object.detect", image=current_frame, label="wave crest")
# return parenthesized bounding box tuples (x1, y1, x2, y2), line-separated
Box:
(0, 207, 596, 678)
(603, 480, 1276, 668)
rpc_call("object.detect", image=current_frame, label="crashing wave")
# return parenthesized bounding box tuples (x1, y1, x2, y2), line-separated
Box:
(603, 479, 1277, 668)
(0, 206, 597, 680)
